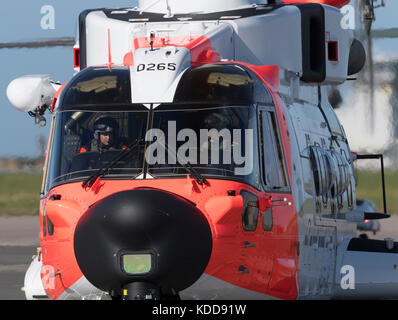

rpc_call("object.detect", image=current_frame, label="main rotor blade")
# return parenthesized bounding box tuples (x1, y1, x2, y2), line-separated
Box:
(0, 37, 75, 49)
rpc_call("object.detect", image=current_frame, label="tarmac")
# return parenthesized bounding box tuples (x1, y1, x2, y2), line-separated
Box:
(0, 216, 39, 300)
(0, 215, 398, 300)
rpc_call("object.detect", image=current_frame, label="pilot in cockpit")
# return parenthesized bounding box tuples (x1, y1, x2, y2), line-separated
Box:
(90, 116, 121, 153)
(200, 111, 239, 151)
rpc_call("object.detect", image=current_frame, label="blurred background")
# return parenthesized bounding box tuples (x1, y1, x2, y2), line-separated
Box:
(0, 0, 135, 216)
(0, 0, 397, 216)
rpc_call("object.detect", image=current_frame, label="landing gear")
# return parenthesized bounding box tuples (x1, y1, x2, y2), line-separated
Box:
(121, 282, 160, 300)
(111, 283, 181, 300)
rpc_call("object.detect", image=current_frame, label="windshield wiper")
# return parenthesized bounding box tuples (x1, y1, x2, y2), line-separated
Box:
(82, 138, 144, 188)
(181, 160, 208, 186)
(155, 138, 208, 186)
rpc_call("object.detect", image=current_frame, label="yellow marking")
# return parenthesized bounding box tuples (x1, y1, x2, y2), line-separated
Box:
(123, 289, 128, 296)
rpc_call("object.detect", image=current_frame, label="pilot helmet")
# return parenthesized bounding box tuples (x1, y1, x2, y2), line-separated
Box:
(202, 112, 229, 130)
(93, 116, 118, 141)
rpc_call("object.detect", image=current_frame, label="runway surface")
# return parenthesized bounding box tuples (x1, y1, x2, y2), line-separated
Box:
(0, 217, 39, 300)
(1, 215, 398, 300)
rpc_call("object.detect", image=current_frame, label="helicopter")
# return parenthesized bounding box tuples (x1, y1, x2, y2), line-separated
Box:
(4, 0, 397, 300)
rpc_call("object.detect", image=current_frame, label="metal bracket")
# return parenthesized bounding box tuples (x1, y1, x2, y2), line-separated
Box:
(354, 154, 388, 215)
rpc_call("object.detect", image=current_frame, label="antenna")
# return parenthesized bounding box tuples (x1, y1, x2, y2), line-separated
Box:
(360, 0, 387, 134)
(149, 31, 155, 51)
(107, 29, 113, 71)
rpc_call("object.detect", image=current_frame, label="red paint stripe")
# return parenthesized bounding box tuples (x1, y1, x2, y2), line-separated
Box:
(107, 29, 113, 71)
(282, 0, 349, 8)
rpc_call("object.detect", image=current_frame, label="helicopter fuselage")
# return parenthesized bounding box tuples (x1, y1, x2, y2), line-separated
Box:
(15, 0, 398, 300)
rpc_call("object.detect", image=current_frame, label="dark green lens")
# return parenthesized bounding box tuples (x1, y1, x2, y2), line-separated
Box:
(122, 254, 151, 274)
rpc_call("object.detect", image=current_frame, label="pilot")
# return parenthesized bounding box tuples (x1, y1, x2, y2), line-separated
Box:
(199, 111, 237, 168)
(91, 116, 120, 153)
(200, 111, 237, 150)
(202, 112, 227, 131)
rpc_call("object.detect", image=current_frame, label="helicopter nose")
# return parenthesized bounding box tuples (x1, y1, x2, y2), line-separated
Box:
(73, 188, 212, 298)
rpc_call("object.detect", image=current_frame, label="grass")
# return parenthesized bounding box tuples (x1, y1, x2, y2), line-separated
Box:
(0, 173, 42, 216)
(0, 170, 397, 216)
(356, 170, 398, 215)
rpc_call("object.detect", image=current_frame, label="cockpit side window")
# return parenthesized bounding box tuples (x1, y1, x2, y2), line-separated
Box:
(259, 105, 290, 192)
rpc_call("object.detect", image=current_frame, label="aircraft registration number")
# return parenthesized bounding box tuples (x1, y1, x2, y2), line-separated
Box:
(136, 63, 177, 72)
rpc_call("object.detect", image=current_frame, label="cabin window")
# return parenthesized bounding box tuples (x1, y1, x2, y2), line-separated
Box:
(258, 106, 289, 192)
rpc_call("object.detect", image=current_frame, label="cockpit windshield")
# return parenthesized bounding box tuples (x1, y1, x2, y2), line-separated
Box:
(45, 104, 260, 191)
(46, 106, 148, 189)
(148, 104, 258, 181)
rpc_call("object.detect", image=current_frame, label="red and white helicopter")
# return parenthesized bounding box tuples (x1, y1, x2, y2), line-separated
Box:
(5, 0, 396, 300)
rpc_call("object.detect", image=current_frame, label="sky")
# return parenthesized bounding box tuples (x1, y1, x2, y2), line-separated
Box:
(0, 0, 397, 157)
(0, 0, 138, 158)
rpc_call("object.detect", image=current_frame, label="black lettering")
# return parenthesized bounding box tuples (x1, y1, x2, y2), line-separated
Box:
(168, 63, 177, 71)
(137, 63, 177, 72)
(137, 64, 145, 72)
